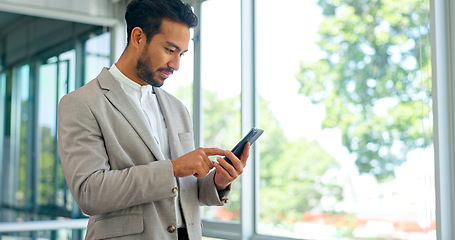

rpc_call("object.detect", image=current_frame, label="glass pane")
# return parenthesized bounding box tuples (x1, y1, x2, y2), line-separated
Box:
(256, 0, 434, 239)
(199, 0, 242, 222)
(1, 69, 14, 222)
(57, 50, 76, 211)
(18, 65, 30, 208)
(60, 50, 76, 96)
(85, 32, 111, 84)
(0, 72, 5, 163)
(0, 72, 8, 221)
(38, 61, 58, 206)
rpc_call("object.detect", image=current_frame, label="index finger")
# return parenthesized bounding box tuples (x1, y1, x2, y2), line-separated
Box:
(203, 147, 226, 156)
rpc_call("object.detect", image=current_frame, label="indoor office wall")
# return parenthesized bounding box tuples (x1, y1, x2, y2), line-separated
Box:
(0, 12, 110, 239)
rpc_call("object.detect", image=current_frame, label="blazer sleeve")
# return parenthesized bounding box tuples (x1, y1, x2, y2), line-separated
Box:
(57, 91, 177, 216)
(197, 170, 231, 206)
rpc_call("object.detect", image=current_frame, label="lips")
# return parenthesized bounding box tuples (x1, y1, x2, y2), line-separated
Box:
(158, 68, 174, 79)
(159, 70, 170, 79)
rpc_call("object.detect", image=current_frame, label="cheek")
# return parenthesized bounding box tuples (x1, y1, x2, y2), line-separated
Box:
(148, 50, 170, 68)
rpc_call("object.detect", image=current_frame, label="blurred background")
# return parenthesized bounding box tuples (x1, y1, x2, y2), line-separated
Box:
(0, 0, 448, 239)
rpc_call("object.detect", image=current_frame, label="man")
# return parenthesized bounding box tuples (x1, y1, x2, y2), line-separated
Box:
(57, 0, 249, 239)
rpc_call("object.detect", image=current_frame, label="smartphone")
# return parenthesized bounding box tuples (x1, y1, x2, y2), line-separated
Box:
(223, 127, 264, 165)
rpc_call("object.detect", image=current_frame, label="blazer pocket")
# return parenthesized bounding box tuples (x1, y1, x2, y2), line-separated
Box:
(94, 214, 144, 239)
(178, 132, 195, 154)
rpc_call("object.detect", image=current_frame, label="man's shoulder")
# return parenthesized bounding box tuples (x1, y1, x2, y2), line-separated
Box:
(61, 78, 100, 103)
(61, 69, 111, 103)
(59, 74, 108, 109)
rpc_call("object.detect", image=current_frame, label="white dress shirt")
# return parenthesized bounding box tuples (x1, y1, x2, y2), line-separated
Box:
(109, 64, 184, 227)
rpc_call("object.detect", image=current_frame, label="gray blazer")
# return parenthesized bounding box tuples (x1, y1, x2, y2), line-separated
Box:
(57, 68, 228, 240)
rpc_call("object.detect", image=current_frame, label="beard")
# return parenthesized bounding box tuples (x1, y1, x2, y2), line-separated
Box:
(136, 51, 163, 87)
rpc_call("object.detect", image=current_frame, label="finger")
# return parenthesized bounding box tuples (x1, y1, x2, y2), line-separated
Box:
(193, 171, 208, 178)
(199, 160, 211, 176)
(194, 164, 209, 178)
(203, 147, 226, 156)
(212, 160, 228, 176)
(217, 156, 236, 176)
(213, 159, 235, 182)
(224, 150, 243, 170)
(239, 142, 250, 167)
(201, 154, 214, 170)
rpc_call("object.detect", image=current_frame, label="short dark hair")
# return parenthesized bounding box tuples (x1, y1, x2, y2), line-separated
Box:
(125, 0, 198, 45)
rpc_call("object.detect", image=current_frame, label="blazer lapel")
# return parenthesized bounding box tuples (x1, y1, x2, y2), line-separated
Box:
(154, 87, 181, 160)
(97, 68, 165, 161)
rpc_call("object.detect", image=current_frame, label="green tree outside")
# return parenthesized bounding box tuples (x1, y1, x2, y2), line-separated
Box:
(296, 0, 432, 181)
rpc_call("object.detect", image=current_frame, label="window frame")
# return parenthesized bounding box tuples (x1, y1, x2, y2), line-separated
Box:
(431, 0, 455, 239)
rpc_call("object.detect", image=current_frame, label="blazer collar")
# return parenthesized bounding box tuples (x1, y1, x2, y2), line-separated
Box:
(97, 68, 166, 161)
(153, 87, 180, 160)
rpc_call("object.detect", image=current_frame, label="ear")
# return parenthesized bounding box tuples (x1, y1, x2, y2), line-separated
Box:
(130, 27, 146, 49)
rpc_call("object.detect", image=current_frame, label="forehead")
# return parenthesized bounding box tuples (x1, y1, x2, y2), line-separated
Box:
(153, 19, 191, 49)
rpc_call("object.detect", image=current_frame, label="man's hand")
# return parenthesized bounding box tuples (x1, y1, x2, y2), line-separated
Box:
(212, 143, 250, 190)
(171, 147, 225, 178)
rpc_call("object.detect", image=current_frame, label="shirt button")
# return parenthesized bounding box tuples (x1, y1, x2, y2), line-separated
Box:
(172, 187, 178, 194)
(167, 225, 176, 233)
(221, 196, 229, 203)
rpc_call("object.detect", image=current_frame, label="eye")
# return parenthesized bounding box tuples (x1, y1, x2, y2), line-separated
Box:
(165, 48, 175, 53)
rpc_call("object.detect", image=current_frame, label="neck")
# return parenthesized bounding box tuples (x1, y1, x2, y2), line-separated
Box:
(115, 52, 148, 86)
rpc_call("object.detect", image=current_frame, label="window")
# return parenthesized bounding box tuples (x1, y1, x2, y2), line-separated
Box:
(0, 10, 110, 237)
(0, 73, 5, 171)
(17, 64, 31, 209)
(256, 0, 434, 239)
(37, 50, 76, 210)
(199, 0, 242, 222)
(85, 32, 111, 84)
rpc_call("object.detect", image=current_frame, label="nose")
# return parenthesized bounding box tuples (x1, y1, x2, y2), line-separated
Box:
(168, 55, 180, 71)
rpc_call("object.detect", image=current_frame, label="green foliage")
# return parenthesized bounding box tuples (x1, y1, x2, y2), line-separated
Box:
(173, 85, 342, 224)
(40, 126, 56, 205)
(260, 138, 341, 224)
(296, 0, 432, 181)
(203, 88, 242, 218)
(18, 102, 29, 206)
(202, 90, 241, 150)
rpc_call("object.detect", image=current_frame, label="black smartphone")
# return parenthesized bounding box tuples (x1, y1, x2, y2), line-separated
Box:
(223, 127, 264, 165)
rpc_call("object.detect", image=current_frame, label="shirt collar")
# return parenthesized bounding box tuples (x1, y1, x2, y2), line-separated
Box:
(109, 64, 155, 94)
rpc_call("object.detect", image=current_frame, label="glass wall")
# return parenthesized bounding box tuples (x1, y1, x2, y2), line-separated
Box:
(256, 0, 434, 239)
(199, 0, 242, 222)
(1, 69, 13, 222)
(37, 50, 76, 211)
(0, 19, 108, 239)
(38, 59, 59, 207)
(17, 64, 31, 209)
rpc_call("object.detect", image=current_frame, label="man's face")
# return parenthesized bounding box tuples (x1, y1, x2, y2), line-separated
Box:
(136, 19, 190, 87)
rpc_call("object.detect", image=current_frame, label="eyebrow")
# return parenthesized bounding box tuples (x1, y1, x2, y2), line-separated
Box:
(166, 41, 188, 53)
